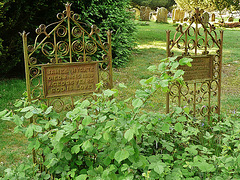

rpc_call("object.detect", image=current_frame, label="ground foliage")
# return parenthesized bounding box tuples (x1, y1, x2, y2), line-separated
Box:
(0, 0, 135, 76)
(1, 57, 240, 179)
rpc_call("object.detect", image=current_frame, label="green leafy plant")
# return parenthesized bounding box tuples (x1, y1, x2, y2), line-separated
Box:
(1, 56, 240, 179)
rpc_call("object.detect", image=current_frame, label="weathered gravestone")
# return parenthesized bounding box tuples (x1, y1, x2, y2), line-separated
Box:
(132, 8, 140, 20)
(211, 13, 215, 22)
(140, 6, 151, 21)
(156, 7, 168, 23)
(172, 8, 185, 23)
(202, 12, 210, 27)
(150, 11, 157, 21)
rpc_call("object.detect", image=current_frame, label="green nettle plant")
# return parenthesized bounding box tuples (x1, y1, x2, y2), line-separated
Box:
(1, 57, 240, 179)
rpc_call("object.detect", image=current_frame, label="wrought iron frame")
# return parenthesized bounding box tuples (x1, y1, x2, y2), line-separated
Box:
(20, 2, 113, 111)
(166, 9, 223, 119)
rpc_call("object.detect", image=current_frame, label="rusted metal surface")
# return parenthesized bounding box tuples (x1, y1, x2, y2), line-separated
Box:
(178, 56, 214, 81)
(42, 62, 99, 98)
(20, 2, 113, 109)
(20, 2, 113, 172)
(166, 8, 223, 119)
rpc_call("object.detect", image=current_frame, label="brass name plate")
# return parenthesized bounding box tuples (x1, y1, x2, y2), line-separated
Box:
(42, 62, 99, 98)
(179, 56, 214, 81)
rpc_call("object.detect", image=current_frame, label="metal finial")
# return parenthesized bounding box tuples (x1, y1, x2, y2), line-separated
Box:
(65, 2, 72, 17)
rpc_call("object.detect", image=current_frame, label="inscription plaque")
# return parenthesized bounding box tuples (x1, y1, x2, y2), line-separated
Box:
(178, 56, 214, 81)
(42, 62, 99, 98)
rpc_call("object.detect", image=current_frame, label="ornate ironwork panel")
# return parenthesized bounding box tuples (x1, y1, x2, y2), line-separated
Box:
(20, 3, 113, 112)
(166, 9, 223, 119)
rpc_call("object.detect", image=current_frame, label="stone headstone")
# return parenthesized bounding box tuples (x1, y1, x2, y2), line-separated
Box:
(179, 10, 185, 22)
(172, 8, 185, 23)
(156, 7, 168, 23)
(132, 8, 140, 20)
(211, 13, 215, 22)
(228, 16, 234, 22)
(150, 11, 157, 21)
(202, 12, 210, 27)
(140, 6, 151, 21)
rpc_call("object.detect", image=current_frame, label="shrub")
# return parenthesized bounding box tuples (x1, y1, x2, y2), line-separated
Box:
(0, 0, 135, 76)
(1, 57, 240, 179)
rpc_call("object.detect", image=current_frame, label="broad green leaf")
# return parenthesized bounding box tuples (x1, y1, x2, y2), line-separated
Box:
(183, 106, 190, 114)
(103, 89, 115, 97)
(71, 145, 80, 154)
(158, 62, 166, 71)
(135, 90, 149, 99)
(119, 83, 127, 88)
(145, 76, 156, 84)
(174, 70, 184, 79)
(147, 65, 157, 71)
(21, 106, 34, 112)
(179, 57, 193, 66)
(103, 132, 110, 141)
(13, 115, 23, 126)
(0, 110, 8, 117)
(175, 107, 182, 114)
(162, 123, 170, 133)
(146, 123, 153, 130)
(177, 116, 187, 122)
(25, 111, 34, 119)
(124, 129, 134, 141)
(33, 125, 42, 132)
(14, 100, 23, 108)
(55, 130, 64, 141)
(49, 119, 58, 126)
(82, 140, 93, 152)
(121, 164, 129, 171)
(171, 62, 179, 70)
(114, 149, 129, 163)
(93, 134, 102, 140)
(132, 98, 143, 108)
(82, 116, 92, 126)
(186, 146, 198, 155)
(169, 56, 178, 62)
(44, 106, 53, 115)
(25, 125, 34, 138)
(80, 100, 90, 108)
(174, 123, 183, 133)
(159, 79, 168, 87)
(46, 158, 58, 169)
(195, 161, 215, 172)
(154, 162, 165, 175)
(65, 152, 72, 160)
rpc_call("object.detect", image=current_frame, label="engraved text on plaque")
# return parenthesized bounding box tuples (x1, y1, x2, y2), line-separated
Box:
(42, 62, 99, 98)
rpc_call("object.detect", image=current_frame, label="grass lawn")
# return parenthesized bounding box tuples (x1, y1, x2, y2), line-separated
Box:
(0, 20, 240, 176)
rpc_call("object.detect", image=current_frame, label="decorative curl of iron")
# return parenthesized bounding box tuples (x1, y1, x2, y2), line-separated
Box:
(57, 41, 69, 56)
(56, 25, 67, 37)
(85, 41, 97, 55)
(30, 67, 40, 78)
(29, 57, 37, 65)
(50, 98, 65, 113)
(42, 42, 55, 56)
(72, 26, 82, 38)
(31, 88, 42, 99)
(72, 40, 84, 54)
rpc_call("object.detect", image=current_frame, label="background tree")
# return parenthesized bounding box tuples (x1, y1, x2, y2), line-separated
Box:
(174, 0, 214, 12)
(131, 0, 175, 10)
(175, 0, 239, 14)
(0, 0, 135, 76)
